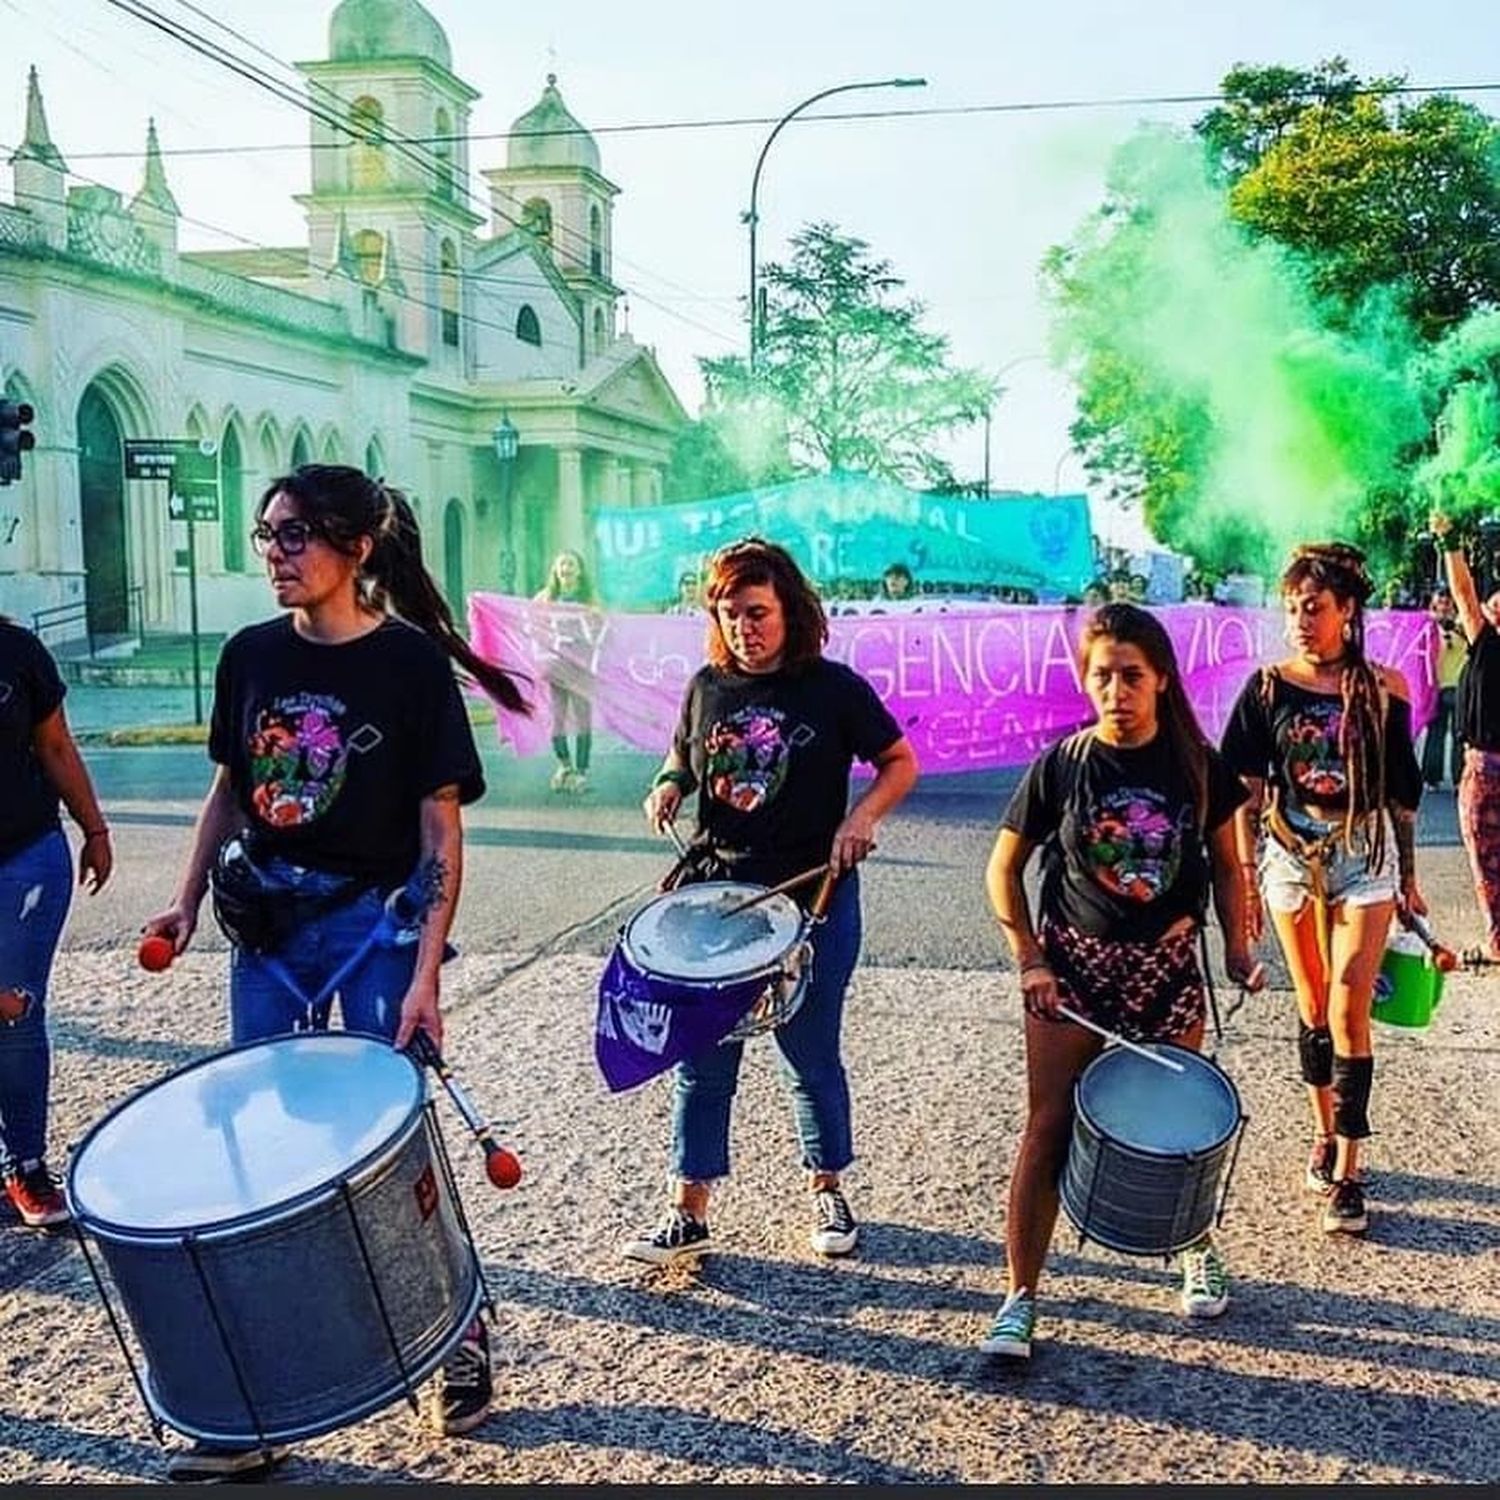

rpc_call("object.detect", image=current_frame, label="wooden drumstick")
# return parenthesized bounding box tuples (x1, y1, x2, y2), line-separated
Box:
(1055, 1004, 1186, 1074)
(716, 863, 832, 919)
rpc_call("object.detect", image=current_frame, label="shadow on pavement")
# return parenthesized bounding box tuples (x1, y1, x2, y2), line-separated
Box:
(466, 1399, 954, 1484)
(49, 1019, 202, 1069)
(481, 1258, 1498, 1481)
(853, 1220, 1003, 1268)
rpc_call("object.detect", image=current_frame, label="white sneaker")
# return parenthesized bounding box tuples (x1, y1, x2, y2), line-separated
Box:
(809, 1187, 858, 1256)
(621, 1207, 712, 1264)
(549, 764, 573, 792)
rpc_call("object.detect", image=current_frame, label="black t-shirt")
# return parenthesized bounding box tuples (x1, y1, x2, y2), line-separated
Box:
(1456, 622, 1500, 752)
(1002, 730, 1248, 942)
(1220, 670, 1423, 816)
(672, 657, 902, 890)
(0, 622, 67, 860)
(208, 616, 485, 887)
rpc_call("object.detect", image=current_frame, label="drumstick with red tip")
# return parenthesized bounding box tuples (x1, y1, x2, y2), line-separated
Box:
(1398, 909, 1459, 972)
(408, 1033, 522, 1189)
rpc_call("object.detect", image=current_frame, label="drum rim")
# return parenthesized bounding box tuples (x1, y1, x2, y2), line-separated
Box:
(66, 1031, 425, 1240)
(620, 880, 803, 986)
(1071, 1041, 1243, 1161)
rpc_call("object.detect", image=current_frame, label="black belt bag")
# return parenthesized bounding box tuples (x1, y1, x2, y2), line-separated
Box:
(210, 837, 372, 954)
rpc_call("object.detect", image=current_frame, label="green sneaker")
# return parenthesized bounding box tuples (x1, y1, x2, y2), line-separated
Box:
(1180, 1238, 1230, 1319)
(979, 1289, 1036, 1358)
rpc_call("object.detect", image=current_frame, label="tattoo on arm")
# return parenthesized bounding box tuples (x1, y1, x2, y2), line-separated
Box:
(410, 855, 450, 919)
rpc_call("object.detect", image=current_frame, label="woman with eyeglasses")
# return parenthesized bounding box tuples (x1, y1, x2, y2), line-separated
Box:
(626, 538, 919, 1265)
(141, 464, 527, 1480)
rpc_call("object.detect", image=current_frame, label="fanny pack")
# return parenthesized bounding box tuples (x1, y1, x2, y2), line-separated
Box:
(210, 837, 373, 954)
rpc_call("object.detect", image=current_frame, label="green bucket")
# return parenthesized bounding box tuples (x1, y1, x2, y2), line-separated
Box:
(1372, 930, 1445, 1029)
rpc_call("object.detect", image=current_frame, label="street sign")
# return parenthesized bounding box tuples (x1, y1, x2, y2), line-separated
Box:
(124, 437, 220, 522)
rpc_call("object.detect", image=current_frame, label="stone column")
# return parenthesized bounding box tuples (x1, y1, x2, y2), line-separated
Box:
(555, 445, 586, 554)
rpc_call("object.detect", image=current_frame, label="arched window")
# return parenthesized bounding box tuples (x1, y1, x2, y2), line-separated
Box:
(365, 438, 385, 478)
(290, 429, 312, 469)
(433, 108, 454, 201)
(589, 204, 603, 275)
(350, 96, 386, 190)
(592, 307, 606, 356)
(352, 228, 384, 286)
(521, 197, 552, 243)
(515, 305, 541, 347)
(221, 423, 245, 573)
(439, 239, 460, 348)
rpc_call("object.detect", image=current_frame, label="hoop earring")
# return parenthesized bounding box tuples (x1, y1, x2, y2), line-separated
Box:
(1342, 621, 1353, 642)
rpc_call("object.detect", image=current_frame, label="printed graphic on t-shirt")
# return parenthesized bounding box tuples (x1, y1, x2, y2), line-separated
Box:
(1079, 786, 1190, 903)
(247, 694, 381, 828)
(705, 706, 791, 813)
(1284, 702, 1346, 800)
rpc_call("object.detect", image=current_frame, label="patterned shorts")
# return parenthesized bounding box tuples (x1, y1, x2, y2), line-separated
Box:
(1038, 917, 1206, 1044)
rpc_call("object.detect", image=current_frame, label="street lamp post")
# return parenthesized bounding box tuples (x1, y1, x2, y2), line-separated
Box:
(746, 76, 926, 370)
(492, 412, 519, 592)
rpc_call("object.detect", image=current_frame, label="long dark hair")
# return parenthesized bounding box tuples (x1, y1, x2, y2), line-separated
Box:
(1280, 541, 1385, 867)
(701, 537, 827, 672)
(1079, 602, 1210, 832)
(258, 464, 529, 713)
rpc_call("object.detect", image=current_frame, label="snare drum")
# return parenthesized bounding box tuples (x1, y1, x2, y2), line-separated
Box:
(595, 882, 813, 1091)
(68, 1033, 482, 1446)
(1059, 1043, 1246, 1257)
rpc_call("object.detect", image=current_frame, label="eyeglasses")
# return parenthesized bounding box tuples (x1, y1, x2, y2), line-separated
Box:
(251, 519, 324, 556)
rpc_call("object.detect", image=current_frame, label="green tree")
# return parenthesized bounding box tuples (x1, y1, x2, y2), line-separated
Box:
(701, 223, 996, 487)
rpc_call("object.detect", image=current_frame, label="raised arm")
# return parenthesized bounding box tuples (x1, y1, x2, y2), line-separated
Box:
(1432, 510, 1485, 644)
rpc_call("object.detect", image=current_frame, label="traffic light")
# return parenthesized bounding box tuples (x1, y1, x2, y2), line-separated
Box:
(0, 400, 35, 485)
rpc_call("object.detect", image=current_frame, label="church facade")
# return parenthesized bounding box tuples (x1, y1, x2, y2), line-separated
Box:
(0, 0, 687, 646)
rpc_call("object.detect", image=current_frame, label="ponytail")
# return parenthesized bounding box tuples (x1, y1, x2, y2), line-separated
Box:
(260, 464, 531, 714)
(366, 486, 531, 713)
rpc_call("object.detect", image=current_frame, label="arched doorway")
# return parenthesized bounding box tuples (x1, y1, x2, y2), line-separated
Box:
(443, 499, 465, 612)
(221, 423, 245, 572)
(77, 384, 129, 637)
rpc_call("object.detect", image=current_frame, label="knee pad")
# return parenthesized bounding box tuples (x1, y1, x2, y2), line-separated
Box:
(1297, 1022, 1333, 1087)
(1332, 1054, 1374, 1140)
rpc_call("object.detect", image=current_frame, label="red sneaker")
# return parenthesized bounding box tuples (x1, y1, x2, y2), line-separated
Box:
(4, 1162, 69, 1227)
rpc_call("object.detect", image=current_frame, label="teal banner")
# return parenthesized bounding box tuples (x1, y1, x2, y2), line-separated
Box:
(590, 474, 1094, 608)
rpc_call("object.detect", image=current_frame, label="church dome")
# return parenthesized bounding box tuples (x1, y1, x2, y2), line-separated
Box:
(329, 0, 452, 71)
(508, 75, 600, 172)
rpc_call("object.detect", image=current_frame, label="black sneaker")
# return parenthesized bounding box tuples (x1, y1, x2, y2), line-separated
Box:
(1322, 1178, 1369, 1235)
(435, 1317, 492, 1436)
(621, 1206, 712, 1264)
(166, 1443, 290, 1482)
(809, 1187, 858, 1256)
(1304, 1136, 1336, 1195)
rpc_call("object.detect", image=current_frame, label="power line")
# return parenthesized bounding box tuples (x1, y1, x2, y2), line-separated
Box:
(99, 0, 739, 331)
(43, 80, 1500, 161)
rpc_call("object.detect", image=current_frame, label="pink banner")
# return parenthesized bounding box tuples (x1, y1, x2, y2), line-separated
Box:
(468, 595, 1439, 774)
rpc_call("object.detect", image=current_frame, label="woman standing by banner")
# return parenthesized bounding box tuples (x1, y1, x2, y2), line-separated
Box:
(1221, 543, 1425, 1238)
(536, 550, 598, 794)
(625, 538, 917, 1263)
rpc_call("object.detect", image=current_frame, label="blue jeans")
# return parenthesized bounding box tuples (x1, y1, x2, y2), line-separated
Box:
(0, 829, 72, 1172)
(229, 862, 416, 1045)
(671, 874, 862, 1181)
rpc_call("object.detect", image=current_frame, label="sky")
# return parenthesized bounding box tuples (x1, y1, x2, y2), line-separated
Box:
(3, 0, 1497, 555)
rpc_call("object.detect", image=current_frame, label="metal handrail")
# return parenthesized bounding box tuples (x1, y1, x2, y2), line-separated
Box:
(31, 584, 144, 656)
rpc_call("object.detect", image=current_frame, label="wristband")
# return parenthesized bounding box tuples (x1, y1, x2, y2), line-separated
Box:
(1019, 960, 1052, 977)
(82, 827, 110, 840)
(652, 769, 695, 793)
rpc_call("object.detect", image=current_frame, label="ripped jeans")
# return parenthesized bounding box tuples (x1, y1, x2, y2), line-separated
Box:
(0, 829, 72, 1172)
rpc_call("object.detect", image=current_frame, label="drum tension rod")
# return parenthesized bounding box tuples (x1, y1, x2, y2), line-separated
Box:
(337, 1178, 421, 1415)
(183, 1232, 273, 1454)
(70, 1223, 165, 1445)
(425, 1103, 496, 1322)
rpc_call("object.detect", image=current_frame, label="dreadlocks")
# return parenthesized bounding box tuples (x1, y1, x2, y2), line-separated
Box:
(1280, 542, 1388, 871)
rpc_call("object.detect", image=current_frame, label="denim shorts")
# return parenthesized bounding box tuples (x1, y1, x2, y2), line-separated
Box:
(1259, 815, 1396, 914)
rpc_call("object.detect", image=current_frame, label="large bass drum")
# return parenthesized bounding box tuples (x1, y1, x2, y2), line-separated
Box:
(67, 1032, 482, 1446)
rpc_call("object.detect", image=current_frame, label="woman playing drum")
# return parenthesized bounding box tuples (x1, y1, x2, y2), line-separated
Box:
(1221, 543, 1425, 1237)
(629, 538, 918, 1264)
(983, 603, 1261, 1359)
(143, 464, 527, 1478)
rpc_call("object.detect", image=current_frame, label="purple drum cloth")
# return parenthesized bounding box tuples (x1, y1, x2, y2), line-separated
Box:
(594, 945, 771, 1092)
